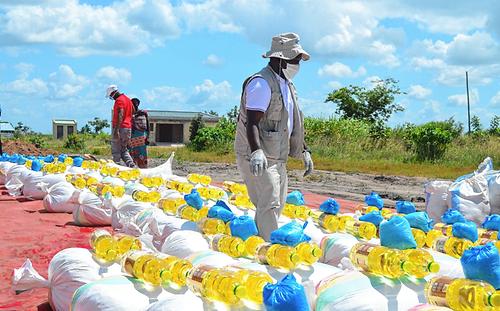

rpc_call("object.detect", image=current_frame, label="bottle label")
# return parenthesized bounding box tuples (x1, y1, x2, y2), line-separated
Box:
(435, 223, 450, 235)
(352, 243, 375, 271)
(256, 243, 272, 264)
(187, 265, 212, 295)
(91, 229, 111, 246)
(122, 250, 147, 276)
(347, 221, 361, 235)
(427, 277, 450, 306)
(318, 213, 329, 228)
(211, 234, 225, 252)
(434, 237, 447, 253)
(480, 230, 497, 240)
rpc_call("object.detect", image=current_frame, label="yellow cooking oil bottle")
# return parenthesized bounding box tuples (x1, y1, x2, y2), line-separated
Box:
(349, 242, 406, 278)
(402, 248, 440, 278)
(198, 217, 226, 235)
(178, 205, 200, 222)
(311, 211, 340, 233)
(132, 190, 161, 203)
(425, 229, 444, 248)
(223, 181, 247, 195)
(211, 234, 246, 258)
(231, 194, 254, 209)
(475, 238, 500, 250)
(225, 266, 274, 304)
(187, 265, 246, 304)
(121, 251, 171, 286)
(117, 170, 132, 181)
(243, 235, 266, 258)
(156, 253, 193, 288)
(295, 242, 323, 265)
(256, 243, 300, 271)
(187, 173, 212, 186)
(431, 236, 473, 258)
(159, 197, 186, 215)
(282, 204, 312, 220)
(478, 228, 499, 240)
(337, 215, 355, 231)
(345, 219, 377, 240)
(90, 229, 117, 261)
(115, 233, 142, 256)
(425, 276, 500, 310)
(411, 228, 427, 248)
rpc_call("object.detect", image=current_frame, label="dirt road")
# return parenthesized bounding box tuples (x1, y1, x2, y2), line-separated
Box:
(166, 160, 441, 209)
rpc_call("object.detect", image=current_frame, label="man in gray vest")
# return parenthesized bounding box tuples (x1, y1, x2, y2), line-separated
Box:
(234, 32, 313, 241)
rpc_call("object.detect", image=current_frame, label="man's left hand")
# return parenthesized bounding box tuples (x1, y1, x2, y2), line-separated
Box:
(303, 151, 313, 177)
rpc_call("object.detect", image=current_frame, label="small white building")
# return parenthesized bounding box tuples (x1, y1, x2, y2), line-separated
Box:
(52, 119, 77, 140)
(0, 121, 15, 138)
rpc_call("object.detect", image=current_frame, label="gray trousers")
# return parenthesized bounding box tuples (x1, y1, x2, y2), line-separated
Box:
(237, 156, 288, 241)
(111, 128, 136, 168)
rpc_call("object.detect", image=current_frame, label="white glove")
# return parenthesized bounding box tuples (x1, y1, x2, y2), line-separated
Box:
(303, 151, 313, 177)
(250, 149, 268, 176)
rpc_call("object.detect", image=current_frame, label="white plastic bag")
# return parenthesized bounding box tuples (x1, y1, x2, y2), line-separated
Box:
(73, 190, 110, 226)
(5, 165, 38, 196)
(448, 174, 490, 225)
(71, 275, 174, 311)
(12, 248, 121, 311)
(43, 181, 78, 213)
(425, 181, 452, 223)
(22, 174, 67, 199)
(111, 198, 152, 232)
(149, 214, 199, 250)
(0, 161, 15, 184)
(144, 292, 204, 311)
(319, 233, 359, 267)
(160, 230, 209, 258)
(487, 172, 500, 215)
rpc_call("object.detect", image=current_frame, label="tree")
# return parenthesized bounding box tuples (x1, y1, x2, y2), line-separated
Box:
(189, 114, 205, 142)
(79, 124, 92, 134)
(325, 78, 405, 126)
(204, 110, 219, 116)
(489, 115, 500, 135)
(471, 115, 482, 133)
(14, 122, 32, 138)
(88, 117, 110, 134)
(226, 105, 239, 124)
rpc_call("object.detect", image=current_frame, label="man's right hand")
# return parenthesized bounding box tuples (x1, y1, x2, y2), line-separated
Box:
(250, 149, 268, 176)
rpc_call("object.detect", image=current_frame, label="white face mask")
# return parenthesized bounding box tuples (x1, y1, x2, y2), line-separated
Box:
(282, 63, 300, 80)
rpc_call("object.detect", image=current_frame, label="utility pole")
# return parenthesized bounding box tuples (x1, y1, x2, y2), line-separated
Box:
(466, 71, 471, 134)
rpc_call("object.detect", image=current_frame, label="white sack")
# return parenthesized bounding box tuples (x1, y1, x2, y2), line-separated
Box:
(487, 172, 500, 215)
(42, 181, 78, 213)
(12, 248, 121, 311)
(5, 165, 39, 196)
(149, 213, 199, 250)
(160, 230, 209, 259)
(73, 190, 110, 226)
(144, 291, 204, 311)
(448, 174, 490, 225)
(425, 181, 452, 223)
(186, 250, 237, 268)
(0, 161, 15, 184)
(111, 198, 153, 233)
(319, 233, 359, 267)
(22, 174, 67, 199)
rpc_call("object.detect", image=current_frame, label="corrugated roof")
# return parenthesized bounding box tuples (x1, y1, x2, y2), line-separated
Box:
(53, 119, 77, 125)
(147, 110, 220, 122)
(0, 122, 14, 132)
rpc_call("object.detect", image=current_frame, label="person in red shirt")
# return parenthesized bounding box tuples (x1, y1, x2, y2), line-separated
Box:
(106, 85, 136, 168)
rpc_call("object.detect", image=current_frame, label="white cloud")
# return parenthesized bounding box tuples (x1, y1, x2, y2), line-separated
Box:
(363, 75, 383, 88)
(368, 41, 400, 68)
(0, 0, 180, 56)
(1, 77, 49, 96)
(491, 91, 500, 106)
(327, 81, 342, 89)
(408, 85, 432, 100)
(411, 57, 445, 70)
(203, 54, 223, 67)
(448, 88, 480, 106)
(96, 66, 132, 84)
(143, 86, 186, 105)
(14, 62, 35, 79)
(48, 64, 89, 98)
(446, 32, 500, 65)
(318, 62, 366, 78)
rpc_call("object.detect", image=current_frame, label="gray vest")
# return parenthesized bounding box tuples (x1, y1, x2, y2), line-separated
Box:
(234, 66, 305, 162)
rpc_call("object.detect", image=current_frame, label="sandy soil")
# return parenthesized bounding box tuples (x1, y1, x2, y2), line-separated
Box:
(162, 159, 439, 209)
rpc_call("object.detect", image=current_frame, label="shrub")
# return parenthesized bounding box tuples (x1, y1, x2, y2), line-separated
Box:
(64, 134, 86, 151)
(27, 135, 47, 149)
(190, 117, 235, 153)
(407, 123, 454, 161)
(189, 114, 205, 142)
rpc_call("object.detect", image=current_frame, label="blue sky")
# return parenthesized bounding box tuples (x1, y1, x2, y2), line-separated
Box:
(1, 0, 500, 133)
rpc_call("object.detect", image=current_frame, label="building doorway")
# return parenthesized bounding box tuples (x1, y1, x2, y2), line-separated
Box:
(157, 124, 183, 143)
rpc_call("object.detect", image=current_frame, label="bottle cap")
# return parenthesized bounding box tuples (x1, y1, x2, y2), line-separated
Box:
(106, 249, 117, 261)
(489, 292, 500, 307)
(428, 262, 440, 274)
(234, 285, 247, 299)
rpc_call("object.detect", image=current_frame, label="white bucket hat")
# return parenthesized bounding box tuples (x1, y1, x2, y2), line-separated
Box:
(105, 85, 118, 98)
(262, 32, 310, 61)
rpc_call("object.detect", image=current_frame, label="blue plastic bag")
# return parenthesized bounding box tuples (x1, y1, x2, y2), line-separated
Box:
(360, 211, 384, 227)
(286, 191, 305, 206)
(461, 243, 500, 289)
(379, 216, 417, 250)
(441, 209, 466, 224)
(184, 189, 204, 210)
(452, 221, 478, 242)
(31, 160, 42, 172)
(319, 198, 340, 215)
(365, 192, 384, 209)
(263, 274, 310, 311)
(58, 154, 67, 163)
(43, 155, 54, 163)
(228, 216, 258, 240)
(73, 157, 83, 167)
(207, 200, 234, 222)
(404, 212, 434, 233)
(396, 201, 416, 214)
(482, 214, 500, 231)
(17, 157, 27, 165)
(270, 221, 311, 247)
